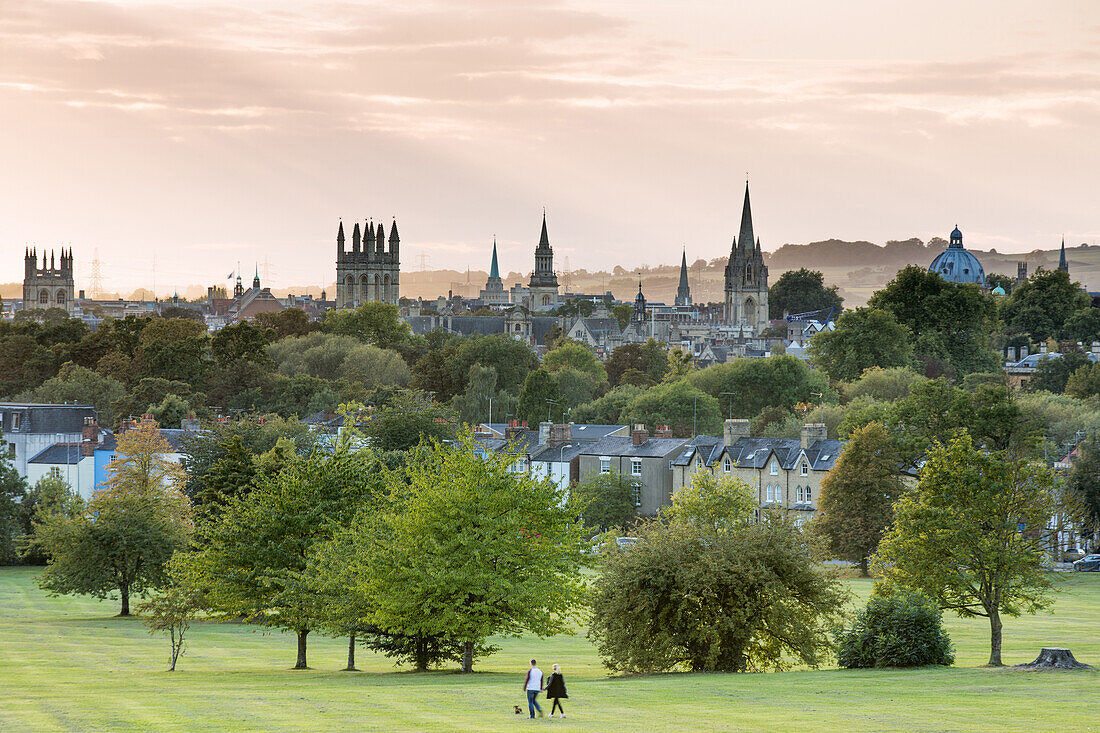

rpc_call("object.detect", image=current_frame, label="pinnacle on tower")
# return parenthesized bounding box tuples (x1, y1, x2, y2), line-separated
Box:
(737, 182, 755, 250)
(376, 221, 385, 251)
(388, 218, 399, 244)
(352, 221, 361, 252)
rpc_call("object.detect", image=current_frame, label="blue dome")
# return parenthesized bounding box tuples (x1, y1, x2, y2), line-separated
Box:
(991, 285, 1006, 296)
(929, 245, 986, 286)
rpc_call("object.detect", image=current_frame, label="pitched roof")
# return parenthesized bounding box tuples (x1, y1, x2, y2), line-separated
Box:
(28, 444, 85, 465)
(723, 436, 844, 471)
(577, 435, 689, 459)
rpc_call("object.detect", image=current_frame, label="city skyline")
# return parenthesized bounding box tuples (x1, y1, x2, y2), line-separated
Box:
(2, 0, 1098, 292)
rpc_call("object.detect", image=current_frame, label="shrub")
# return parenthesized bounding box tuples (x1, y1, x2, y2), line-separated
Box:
(836, 588, 954, 668)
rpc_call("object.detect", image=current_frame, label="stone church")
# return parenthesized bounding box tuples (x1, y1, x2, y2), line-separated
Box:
(724, 184, 769, 332)
(335, 218, 400, 308)
(510, 214, 560, 311)
(23, 248, 75, 313)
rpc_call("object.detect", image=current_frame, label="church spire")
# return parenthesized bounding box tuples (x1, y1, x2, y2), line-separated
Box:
(490, 238, 500, 279)
(676, 248, 692, 306)
(538, 212, 550, 250)
(1059, 236, 1068, 273)
(738, 182, 755, 250)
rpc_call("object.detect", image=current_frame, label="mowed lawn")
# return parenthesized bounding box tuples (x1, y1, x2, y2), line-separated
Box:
(1, 568, 1097, 732)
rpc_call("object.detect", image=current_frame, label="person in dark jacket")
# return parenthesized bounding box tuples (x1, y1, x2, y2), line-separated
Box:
(545, 663, 568, 718)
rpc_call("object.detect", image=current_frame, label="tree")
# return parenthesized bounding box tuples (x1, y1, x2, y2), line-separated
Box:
(135, 318, 208, 385)
(605, 341, 668, 387)
(32, 421, 193, 615)
(873, 433, 1058, 666)
(253, 308, 317, 340)
(622, 380, 720, 437)
(0, 434, 27, 565)
(610, 304, 633, 330)
(15, 363, 127, 429)
(198, 435, 257, 509)
(768, 268, 843, 317)
(363, 392, 457, 452)
(1066, 361, 1100, 399)
(147, 393, 192, 430)
(570, 384, 642, 425)
(542, 341, 608, 383)
(589, 514, 846, 673)
(1027, 352, 1092, 394)
(1066, 434, 1100, 543)
(16, 473, 82, 564)
(806, 308, 912, 382)
(1002, 268, 1090, 342)
(516, 369, 563, 427)
(211, 321, 271, 368)
(664, 470, 756, 536)
(570, 472, 641, 532)
(840, 367, 925, 403)
(868, 265, 1000, 377)
(189, 446, 374, 668)
(138, 556, 204, 671)
(815, 422, 904, 576)
(690, 354, 832, 418)
(836, 587, 954, 669)
(323, 302, 412, 349)
(346, 434, 588, 672)
(449, 365, 516, 426)
(339, 344, 411, 390)
(552, 367, 602, 415)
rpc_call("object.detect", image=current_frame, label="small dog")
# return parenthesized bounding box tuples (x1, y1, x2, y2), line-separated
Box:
(513, 705, 523, 715)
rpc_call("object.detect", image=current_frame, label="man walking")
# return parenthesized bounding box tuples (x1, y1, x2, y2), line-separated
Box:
(523, 659, 544, 719)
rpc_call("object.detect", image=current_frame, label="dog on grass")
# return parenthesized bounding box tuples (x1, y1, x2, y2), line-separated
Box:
(514, 705, 523, 715)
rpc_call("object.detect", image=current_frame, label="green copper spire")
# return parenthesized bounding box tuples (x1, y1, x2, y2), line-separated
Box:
(490, 238, 500, 278)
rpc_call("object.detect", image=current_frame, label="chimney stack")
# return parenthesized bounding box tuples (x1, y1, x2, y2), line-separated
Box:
(81, 417, 98, 457)
(632, 424, 650, 446)
(723, 419, 750, 446)
(801, 423, 828, 450)
(653, 424, 672, 438)
(549, 423, 572, 446)
(539, 421, 553, 446)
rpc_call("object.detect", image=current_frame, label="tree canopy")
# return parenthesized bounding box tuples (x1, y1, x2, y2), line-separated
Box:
(768, 268, 843, 317)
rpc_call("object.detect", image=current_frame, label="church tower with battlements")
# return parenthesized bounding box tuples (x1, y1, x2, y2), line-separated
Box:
(335, 218, 401, 308)
(23, 247, 76, 313)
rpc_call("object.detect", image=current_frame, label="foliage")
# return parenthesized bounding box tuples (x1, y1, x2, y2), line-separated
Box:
(322, 302, 411, 349)
(768, 268, 843, 317)
(836, 587, 954, 668)
(868, 265, 1000, 377)
(342, 434, 589, 672)
(136, 318, 208, 385)
(589, 514, 847, 673)
(1027, 352, 1092, 395)
(690, 355, 833, 418)
(1016, 391, 1100, 452)
(0, 436, 28, 565)
(252, 308, 318, 340)
(552, 367, 603, 416)
(1001, 268, 1090, 342)
(14, 363, 127, 429)
(197, 435, 257, 510)
(412, 334, 538, 402)
(815, 422, 904, 575)
(1066, 434, 1100, 538)
(873, 433, 1059, 666)
(604, 341, 668, 387)
(340, 344, 412, 390)
(570, 472, 641, 532)
(363, 391, 457, 451)
(138, 556, 204, 671)
(807, 308, 912, 382)
(1061, 307, 1100, 345)
(570, 384, 642, 425)
(147, 393, 192, 430)
(840, 367, 926, 403)
(1064, 361, 1100, 399)
(622, 380, 720, 437)
(516, 369, 563, 427)
(664, 471, 756, 535)
(32, 422, 192, 615)
(542, 341, 608, 383)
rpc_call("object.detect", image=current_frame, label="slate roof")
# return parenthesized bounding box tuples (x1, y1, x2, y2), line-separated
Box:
(574, 318, 621, 338)
(28, 444, 84, 464)
(476, 430, 540, 455)
(530, 442, 590, 464)
(576, 436, 689, 459)
(0, 404, 96, 435)
(671, 435, 723, 467)
(723, 437, 844, 472)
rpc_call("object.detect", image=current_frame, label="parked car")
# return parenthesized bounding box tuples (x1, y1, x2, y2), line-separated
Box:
(1072, 554, 1100, 572)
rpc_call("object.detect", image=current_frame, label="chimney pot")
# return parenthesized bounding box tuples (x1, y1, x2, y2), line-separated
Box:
(801, 423, 828, 450)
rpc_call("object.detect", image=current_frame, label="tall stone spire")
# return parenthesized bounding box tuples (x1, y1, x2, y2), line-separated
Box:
(737, 182, 755, 250)
(490, 238, 500, 279)
(352, 221, 361, 253)
(337, 220, 345, 256)
(1059, 236, 1068, 273)
(538, 212, 550, 250)
(675, 248, 692, 306)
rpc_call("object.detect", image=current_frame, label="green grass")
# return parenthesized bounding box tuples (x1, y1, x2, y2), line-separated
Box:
(0, 568, 1097, 732)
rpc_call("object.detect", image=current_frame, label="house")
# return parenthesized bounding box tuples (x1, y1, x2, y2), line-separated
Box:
(672, 419, 844, 525)
(0, 403, 97, 479)
(526, 422, 630, 491)
(576, 426, 690, 515)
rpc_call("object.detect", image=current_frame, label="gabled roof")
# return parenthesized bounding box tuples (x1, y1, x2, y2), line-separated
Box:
(28, 444, 85, 465)
(722, 437, 844, 472)
(671, 435, 723, 467)
(577, 435, 689, 459)
(477, 430, 540, 455)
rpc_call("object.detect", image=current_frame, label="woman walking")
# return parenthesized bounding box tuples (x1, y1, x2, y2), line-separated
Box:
(545, 663, 568, 719)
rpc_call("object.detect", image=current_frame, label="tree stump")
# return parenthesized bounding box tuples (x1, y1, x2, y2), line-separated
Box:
(1014, 648, 1093, 670)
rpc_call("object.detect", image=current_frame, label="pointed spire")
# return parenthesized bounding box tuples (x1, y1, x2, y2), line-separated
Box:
(490, 238, 500, 279)
(337, 219, 345, 244)
(538, 212, 550, 249)
(738, 182, 755, 250)
(1059, 235, 1068, 273)
(376, 221, 386, 251)
(352, 221, 361, 252)
(388, 218, 399, 244)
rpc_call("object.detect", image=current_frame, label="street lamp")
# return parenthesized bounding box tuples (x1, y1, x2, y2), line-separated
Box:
(557, 443, 572, 490)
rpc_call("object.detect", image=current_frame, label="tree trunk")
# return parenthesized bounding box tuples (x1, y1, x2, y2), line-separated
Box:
(294, 629, 309, 669)
(988, 609, 1003, 666)
(859, 556, 869, 577)
(119, 586, 130, 617)
(344, 632, 358, 672)
(461, 640, 474, 673)
(1015, 647, 1094, 670)
(415, 635, 428, 672)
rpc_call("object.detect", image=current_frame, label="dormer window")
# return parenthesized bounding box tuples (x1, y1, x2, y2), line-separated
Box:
(770, 460, 778, 475)
(800, 462, 808, 477)
(724, 458, 731, 473)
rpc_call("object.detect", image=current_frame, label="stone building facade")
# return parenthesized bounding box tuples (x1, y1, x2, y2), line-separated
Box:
(23, 248, 75, 313)
(335, 218, 400, 308)
(724, 184, 769, 332)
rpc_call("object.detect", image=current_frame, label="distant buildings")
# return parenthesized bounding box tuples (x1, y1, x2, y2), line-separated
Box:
(928, 226, 987, 287)
(724, 183, 769, 333)
(335, 218, 401, 308)
(23, 248, 75, 314)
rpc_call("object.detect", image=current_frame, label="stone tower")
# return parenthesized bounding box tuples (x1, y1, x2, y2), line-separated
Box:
(723, 183, 769, 331)
(335, 218, 401, 308)
(632, 281, 647, 324)
(23, 247, 76, 313)
(526, 213, 560, 310)
(675, 249, 692, 306)
(479, 238, 509, 305)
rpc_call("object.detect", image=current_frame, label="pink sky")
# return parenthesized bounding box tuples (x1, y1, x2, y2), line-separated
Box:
(2, 0, 1098, 294)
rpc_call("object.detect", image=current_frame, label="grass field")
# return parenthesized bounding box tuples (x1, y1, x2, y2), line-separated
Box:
(1, 567, 1097, 732)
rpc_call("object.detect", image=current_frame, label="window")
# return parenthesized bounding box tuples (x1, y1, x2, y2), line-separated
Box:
(600, 458, 611, 474)
(804, 486, 812, 503)
(766, 484, 774, 502)
(632, 483, 642, 507)
(774, 486, 783, 505)
(10, 414, 20, 431)
(724, 458, 732, 473)
(796, 485, 812, 503)
(769, 460, 778, 475)
(630, 459, 642, 476)
(800, 462, 808, 477)
(39, 290, 49, 304)
(669, 460, 674, 470)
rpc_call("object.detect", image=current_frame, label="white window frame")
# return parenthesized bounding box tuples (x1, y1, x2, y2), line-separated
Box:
(632, 483, 642, 507)
(724, 458, 732, 473)
(630, 459, 642, 476)
(766, 484, 774, 502)
(10, 413, 20, 432)
(770, 460, 778, 476)
(600, 457, 611, 475)
(800, 462, 808, 477)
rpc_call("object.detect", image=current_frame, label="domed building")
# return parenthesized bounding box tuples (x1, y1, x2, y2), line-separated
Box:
(929, 226, 986, 287)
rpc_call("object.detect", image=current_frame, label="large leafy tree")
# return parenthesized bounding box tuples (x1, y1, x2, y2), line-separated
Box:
(622, 380, 720, 437)
(210, 321, 271, 368)
(32, 421, 193, 615)
(868, 265, 999, 377)
(874, 433, 1058, 666)
(589, 511, 846, 673)
(252, 308, 318, 340)
(806, 308, 912, 382)
(1026, 352, 1092, 394)
(768, 268, 843, 317)
(570, 472, 642, 532)
(1001, 268, 1090, 342)
(815, 422, 904, 576)
(542, 341, 608, 383)
(363, 391, 457, 451)
(322, 302, 412, 349)
(516, 368, 563, 427)
(0, 433, 28, 565)
(690, 354, 832, 417)
(570, 384, 643, 425)
(1066, 434, 1100, 544)
(14, 363, 127, 428)
(664, 471, 757, 536)
(604, 340, 668, 387)
(188, 445, 374, 668)
(136, 318, 209, 385)
(345, 434, 588, 672)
